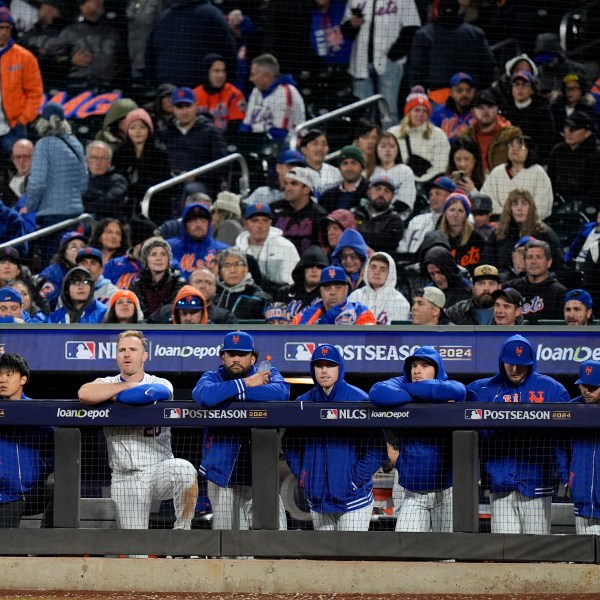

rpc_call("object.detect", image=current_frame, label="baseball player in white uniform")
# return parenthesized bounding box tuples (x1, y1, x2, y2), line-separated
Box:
(78, 330, 198, 533)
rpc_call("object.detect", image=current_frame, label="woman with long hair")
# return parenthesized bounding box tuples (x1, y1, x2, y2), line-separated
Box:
(89, 218, 129, 264)
(446, 136, 485, 193)
(103, 289, 144, 324)
(481, 188, 564, 279)
(438, 192, 485, 273)
(353, 118, 381, 180)
(372, 132, 416, 216)
(112, 108, 172, 225)
(389, 88, 450, 184)
(481, 133, 553, 220)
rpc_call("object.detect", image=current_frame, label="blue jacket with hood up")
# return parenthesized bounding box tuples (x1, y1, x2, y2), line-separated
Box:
(331, 228, 368, 290)
(467, 334, 570, 498)
(369, 346, 466, 492)
(282, 345, 387, 514)
(192, 360, 289, 487)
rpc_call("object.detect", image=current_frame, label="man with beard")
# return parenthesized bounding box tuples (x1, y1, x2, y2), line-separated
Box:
(353, 175, 404, 256)
(192, 332, 289, 530)
(430, 72, 476, 139)
(563, 289, 593, 326)
(446, 264, 501, 325)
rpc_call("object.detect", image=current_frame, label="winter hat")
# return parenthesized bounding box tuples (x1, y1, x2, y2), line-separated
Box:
(123, 108, 154, 134)
(339, 145, 365, 168)
(443, 192, 471, 216)
(109, 289, 142, 313)
(404, 87, 431, 115)
(212, 191, 242, 218)
(140, 237, 173, 268)
(264, 302, 290, 323)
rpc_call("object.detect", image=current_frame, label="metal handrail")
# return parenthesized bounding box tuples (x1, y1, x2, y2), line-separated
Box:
(559, 8, 584, 52)
(140, 152, 250, 218)
(288, 94, 391, 150)
(0, 213, 95, 251)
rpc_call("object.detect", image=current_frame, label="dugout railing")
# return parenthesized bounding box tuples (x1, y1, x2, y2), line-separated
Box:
(0, 400, 599, 563)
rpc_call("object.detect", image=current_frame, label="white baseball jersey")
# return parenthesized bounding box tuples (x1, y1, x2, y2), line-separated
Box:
(97, 373, 175, 474)
(243, 83, 305, 134)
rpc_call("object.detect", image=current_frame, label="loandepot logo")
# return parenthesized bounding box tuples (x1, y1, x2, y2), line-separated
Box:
(536, 344, 600, 362)
(56, 408, 110, 419)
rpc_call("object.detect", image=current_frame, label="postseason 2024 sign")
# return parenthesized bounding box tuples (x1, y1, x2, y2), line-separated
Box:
(1, 326, 599, 376)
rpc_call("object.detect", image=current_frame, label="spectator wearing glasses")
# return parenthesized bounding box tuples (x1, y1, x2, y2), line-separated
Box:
(46, 266, 107, 324)
(551, 73, 597, 140)
(331, 228, 368, 291)
(171, 285, 208, 325)
(0, 139, 33, 209)
(82, 141, 128, 221)
(213, 248, 271, 320)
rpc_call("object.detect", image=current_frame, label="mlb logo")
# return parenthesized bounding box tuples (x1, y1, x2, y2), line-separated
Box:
(65, 341, 96, 359)
(320, 408, 338, 420)
(465, 409, 482, 420)
(165, 408, 181, 419)
(284, 342, 315, 361)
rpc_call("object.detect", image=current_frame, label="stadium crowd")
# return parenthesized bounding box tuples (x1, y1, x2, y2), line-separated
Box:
(0, 0, 597, 328)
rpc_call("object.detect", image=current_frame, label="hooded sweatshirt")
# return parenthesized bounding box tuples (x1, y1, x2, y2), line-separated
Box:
(331, 228, 368, 290)
(282, 344, 387, 514)
(467, 334, 570, 497)
(47, 267, 107, 324)
(171, 284, 208, 325)
(348, 252, 410, 324)
(421, 245, 472, 307)
(369, 346, 466, 491)
(193, 53, 246, 131)
(235, 225, 300, 288)
(94, 99, 139, 151)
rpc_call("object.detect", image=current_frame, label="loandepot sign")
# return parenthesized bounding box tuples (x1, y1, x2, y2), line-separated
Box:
(536, 344, 600, 362)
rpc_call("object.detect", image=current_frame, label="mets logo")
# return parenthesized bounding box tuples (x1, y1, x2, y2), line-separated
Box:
(515, 346, 523, 357)
(232, 335, 240, 345)
(256, 203, 265, 211)
(586, 366, 594, 376)
(319, 346, 329, 356)
(328, 268, 336, 278)
(175, 89, 187, 99)
(528, 390, 544, 403)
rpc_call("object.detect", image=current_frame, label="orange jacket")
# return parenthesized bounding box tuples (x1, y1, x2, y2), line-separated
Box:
(193, 82, 246, 131)
(0, 42, 43, 128)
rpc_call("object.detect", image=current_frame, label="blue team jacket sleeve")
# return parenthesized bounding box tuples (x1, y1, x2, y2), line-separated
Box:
(402, 379, 467, 402)
(192, 367, 290, 406)
(351, 431, 388, 487)
(369, 377, 414, 406)
(116, 383, 172, 405)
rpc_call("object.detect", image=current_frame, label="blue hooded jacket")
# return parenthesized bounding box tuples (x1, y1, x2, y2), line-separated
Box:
(192, 358, 290, 487)
(563, 395, 600, 519)
(0, 395, 54, 503)
(369, 346, 466, 492)
(282, 345, 387, 514)
(331, 229, 368, 290)
(467, 334, 570, 497)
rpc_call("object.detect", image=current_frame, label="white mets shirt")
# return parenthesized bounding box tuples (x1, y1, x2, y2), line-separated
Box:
(97, 373, 174, 474)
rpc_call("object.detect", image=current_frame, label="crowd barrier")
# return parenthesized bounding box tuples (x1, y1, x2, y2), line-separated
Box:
(1, 400, 600, 563)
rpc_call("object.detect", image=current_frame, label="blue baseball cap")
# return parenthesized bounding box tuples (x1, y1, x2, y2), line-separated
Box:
(500, 339, 534, 366)
(220, 331, 256, 354)
(60, 231, 87, 248)
(320, 266, 348, 286)
(176, 295, 205, 311)
(311, 344, 342, 366)
(182, 203, 211, 222)
(75, 247, 103, 264)
(171, 87, 196, 105)
(430, 176, 457, 193)
(512, 70, 535, 84)
(244, 203, 272, 219)
(514, 236, 535, 251)
(564, 289, 593, 309)
(576, 360, 600, 386)
(277, 149, 305, 165)
(0, 286, 22, 305)
(449, 72, 474, 87)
